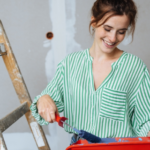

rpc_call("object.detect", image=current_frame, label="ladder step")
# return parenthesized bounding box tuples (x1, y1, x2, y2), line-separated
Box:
(0, 102, 29, 132)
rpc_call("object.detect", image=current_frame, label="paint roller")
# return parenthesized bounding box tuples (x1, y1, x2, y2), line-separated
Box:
(55, 114, 102, 143)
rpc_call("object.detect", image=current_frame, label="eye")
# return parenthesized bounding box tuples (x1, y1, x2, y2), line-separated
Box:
(118, 31, 126, 35)
(104, 28, 110, 32)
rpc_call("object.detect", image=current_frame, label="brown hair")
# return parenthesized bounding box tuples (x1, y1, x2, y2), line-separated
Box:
(89, 0, 137, 40)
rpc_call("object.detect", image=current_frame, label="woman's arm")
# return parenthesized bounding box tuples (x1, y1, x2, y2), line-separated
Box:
(30, 62, 64, 125)
(132, 67, 150, 136)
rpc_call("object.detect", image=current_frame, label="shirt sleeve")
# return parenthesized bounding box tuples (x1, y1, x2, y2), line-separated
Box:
(30, 62, 64, 126)
(132, 67, 150, 136)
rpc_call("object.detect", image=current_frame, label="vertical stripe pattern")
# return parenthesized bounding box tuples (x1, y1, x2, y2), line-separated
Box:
(30, 49, 150, 137)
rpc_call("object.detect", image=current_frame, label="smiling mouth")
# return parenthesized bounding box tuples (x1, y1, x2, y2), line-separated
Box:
(103, 39, 117, 48)
(103, 39, 116, 45)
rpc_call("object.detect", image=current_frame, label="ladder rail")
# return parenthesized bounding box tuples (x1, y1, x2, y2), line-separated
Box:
(0, 131, 7, 150)
(0, 20, 50, 150)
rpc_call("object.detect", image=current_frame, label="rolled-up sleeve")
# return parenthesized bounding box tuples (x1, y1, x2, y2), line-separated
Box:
(30, 62, 64, 126)
(132, 67, 150, 136)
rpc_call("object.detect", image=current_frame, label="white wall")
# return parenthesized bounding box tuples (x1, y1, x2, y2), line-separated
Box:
(0, 0, 150, 149)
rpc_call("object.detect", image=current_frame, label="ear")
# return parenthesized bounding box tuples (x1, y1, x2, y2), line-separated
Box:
(91, 16, 95, 21)
(91, 16, 96, 28)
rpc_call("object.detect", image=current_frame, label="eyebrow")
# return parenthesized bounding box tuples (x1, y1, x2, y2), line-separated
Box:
(103, 25, 128, 30)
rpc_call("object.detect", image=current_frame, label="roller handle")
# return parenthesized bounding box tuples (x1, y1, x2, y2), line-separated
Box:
(55, 113, 68, 128)
(55, 113, 61, 122)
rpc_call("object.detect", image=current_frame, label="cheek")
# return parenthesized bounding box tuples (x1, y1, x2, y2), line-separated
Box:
(99, 30, 107, 37)
(95, 28, 106, 38)
(118, 34, 126, 42)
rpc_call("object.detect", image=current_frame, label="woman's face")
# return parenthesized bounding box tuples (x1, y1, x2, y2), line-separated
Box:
(93, 14, 130, 53)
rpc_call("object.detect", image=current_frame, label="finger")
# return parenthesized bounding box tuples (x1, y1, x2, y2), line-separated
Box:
(56, 108, 60, 116)
(50, 111, 55, 122)
(38, 108, 45, 116)
(46, 113, 53, 123)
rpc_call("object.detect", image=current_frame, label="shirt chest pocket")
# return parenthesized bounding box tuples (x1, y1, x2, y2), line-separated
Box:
(100, 88, 127, 122)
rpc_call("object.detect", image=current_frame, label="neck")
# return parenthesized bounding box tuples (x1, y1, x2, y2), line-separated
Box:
(90, 42, 120, 61)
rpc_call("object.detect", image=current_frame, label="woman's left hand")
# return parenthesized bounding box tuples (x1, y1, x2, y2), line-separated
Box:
(147, 131, 150, 137)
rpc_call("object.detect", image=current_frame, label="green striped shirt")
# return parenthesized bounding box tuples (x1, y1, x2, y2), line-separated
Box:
(30, 48, 150, 137)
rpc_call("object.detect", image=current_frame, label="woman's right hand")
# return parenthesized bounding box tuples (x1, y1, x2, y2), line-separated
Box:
(37, 94, 59, 123)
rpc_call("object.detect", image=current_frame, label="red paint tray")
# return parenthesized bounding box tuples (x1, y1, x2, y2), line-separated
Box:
(66, 137, 150, 150)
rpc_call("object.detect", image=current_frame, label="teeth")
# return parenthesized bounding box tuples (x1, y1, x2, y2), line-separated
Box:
(104, 40, 115, 46)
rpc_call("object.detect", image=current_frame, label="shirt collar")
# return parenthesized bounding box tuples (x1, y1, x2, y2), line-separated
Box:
(85, 48, 127, 67)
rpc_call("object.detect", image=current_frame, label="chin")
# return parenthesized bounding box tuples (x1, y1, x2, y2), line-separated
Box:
(101, 47, 116, 53)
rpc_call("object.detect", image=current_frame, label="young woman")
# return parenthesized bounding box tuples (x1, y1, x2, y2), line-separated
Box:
(30, 0, 150, 145)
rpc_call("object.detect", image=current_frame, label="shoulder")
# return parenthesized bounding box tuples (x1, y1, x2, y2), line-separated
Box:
(125, 52, 147, 71)
(126, 52, 144, 64)
(66, 49, 87, 60)
(59, 49, 87, 65)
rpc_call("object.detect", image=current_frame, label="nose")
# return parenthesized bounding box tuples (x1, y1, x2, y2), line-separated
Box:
(109, 32, 117, 43)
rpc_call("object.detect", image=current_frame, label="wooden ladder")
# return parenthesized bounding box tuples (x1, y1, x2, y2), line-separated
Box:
(0, 20, 50, 150)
